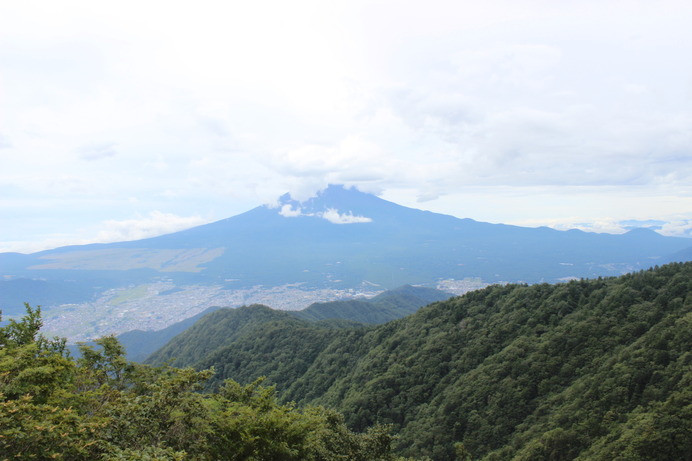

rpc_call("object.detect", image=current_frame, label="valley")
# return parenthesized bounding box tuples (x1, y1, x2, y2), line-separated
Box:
(40, 281, 390, 342)
(39, 277, 485, 342)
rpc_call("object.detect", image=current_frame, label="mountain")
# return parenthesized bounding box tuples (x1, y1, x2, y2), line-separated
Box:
(145, 304, 308, 368)
(145, 284, 451, 367)
(293, 285, 452, 324)
(1, 185, 691, 335)
(147, 262, 692, 460)
(76, 285, 446, 362)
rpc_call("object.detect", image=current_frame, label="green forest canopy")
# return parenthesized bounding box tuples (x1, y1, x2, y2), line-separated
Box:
(148, 262, 692, 460)
(0, 304, 401, 460)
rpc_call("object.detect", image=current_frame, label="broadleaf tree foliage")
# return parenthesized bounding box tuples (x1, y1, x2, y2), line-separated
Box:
(0, 304, 401, 460)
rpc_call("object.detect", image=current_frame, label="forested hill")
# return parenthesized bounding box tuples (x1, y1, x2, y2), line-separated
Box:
(0, 307, 399, 460)
(146, 304, 302, 368)
(145, 284, 452, 367)
(293, 285, 452, 324)
(148, 263, 692, 460)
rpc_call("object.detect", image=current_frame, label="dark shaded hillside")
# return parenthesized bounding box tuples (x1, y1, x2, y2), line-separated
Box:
(146, 263, 692, 460)
(197, 314, 345, 393)
(146, 305, 370, 394)
(145, 304, 298, 367)
(146, 304, 369, 396)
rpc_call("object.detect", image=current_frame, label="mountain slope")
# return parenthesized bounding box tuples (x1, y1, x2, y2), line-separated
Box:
(293, 285, 452, 324)
(115, 305, 223, 362)
(146, 285, 451, 369)
(0, 278, 95, 316)
(145, 304, 299, 367)
(5, 185, 691, 290)
(148, 262, 692, 460)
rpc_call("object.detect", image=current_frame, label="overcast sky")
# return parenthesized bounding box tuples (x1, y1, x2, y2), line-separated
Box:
(2, 0, 692, 253)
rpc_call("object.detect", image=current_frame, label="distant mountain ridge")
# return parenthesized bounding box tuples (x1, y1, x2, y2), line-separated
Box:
(1, 185, 691, 318)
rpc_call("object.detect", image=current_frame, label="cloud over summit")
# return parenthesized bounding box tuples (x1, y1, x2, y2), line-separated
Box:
(278, 203, 372, 225)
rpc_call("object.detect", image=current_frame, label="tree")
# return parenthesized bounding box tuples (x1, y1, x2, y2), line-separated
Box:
(0, 304, 401, 460)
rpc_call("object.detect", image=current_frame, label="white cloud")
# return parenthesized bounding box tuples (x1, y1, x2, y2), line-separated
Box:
(0, 211, 210, 253)
(321, 208, 373, 224)
(548, 219, 629, 235)
(279, 204, 303, 218)
(659, 219, 692, 238)
(276, 203, 372, 224)
(559, 218, 692, 238)
(270, 136, 388, 182)
(0, 237, 87, 255)
(93, 211, 209, 243)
